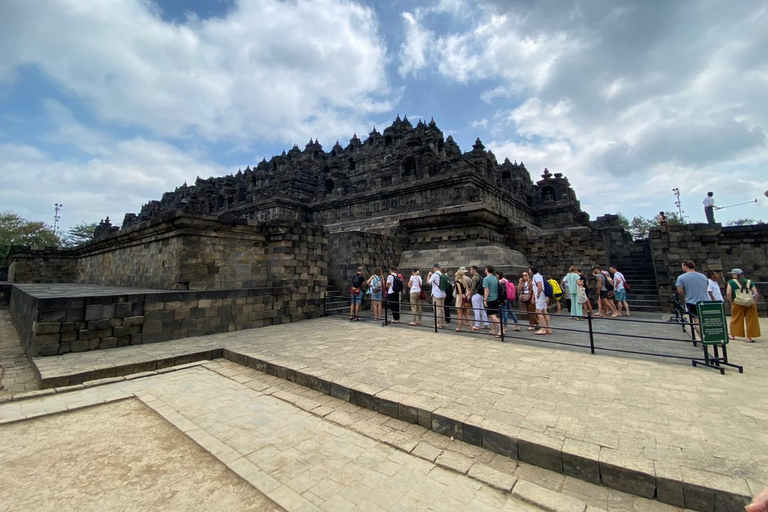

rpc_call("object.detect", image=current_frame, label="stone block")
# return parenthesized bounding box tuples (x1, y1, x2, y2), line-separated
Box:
(467, 464, 517, 492)
(350, 389, 376, 410)
(462, 420, 483, 447)
(517, 429, 564, 473)
(655, 461, 684, 508)
(99, 337, 117, 349)
(115, 302, 132, 318)
(70, 340, 89, 352)
(481, 426, 518, 459)
(34, 333, 60, 344)
(431, 412, 463, 441)
(109, 318, 123, 328)
(34, 322, 61, 335)
(60, 322, 75, 333)
(88, 319, 111, 330)
(78, 329, 94, 340)
(66, 308, 85, 322)
(84, 304, 104, 321)
(562, 438, 600, 485)
(330, 382, 350, 402)
(397, 403, 418, 424)
(123, 315, 145, 327)
(60, 331, 77, 342)
(130, 333, 142, 345)
(598, 447, 655, 499)
(417, 408, 432, 430)
(102, 304, 116, 318)
(372, 395, 399, 419)
(37, 309, 65, 322)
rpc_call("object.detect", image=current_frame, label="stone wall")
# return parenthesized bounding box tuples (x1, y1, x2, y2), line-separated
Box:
(511, 226, 608, 278)
(649, 224, 768, 312)
(328, 231, 404, 290)
(9, 284, 326, 358)
(7, 212, 329, 292)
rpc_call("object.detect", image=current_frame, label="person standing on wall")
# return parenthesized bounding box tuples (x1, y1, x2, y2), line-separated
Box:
(726, 268, 761, 343)
(386, 267, 403, 323)
(703, 192, 721, 225)
(349, 266, 365, 321)
(427, 264, 446, 329)
(407, 268, 423, 326)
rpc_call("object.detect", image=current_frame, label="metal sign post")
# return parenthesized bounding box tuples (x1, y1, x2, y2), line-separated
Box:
(692, 301, 743, 374)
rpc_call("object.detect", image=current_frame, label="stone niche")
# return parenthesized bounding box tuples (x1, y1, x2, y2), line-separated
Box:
(7, 211, 329, 292)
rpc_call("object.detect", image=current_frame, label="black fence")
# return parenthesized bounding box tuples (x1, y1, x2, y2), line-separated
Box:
(325, 290, 744, 375)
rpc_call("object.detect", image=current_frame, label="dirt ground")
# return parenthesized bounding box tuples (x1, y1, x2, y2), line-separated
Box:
(0, 399, 284, 512)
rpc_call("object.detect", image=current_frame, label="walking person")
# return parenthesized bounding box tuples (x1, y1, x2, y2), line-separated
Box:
(531, 266, 552, 335)
(610, 266, 630, 317)
(593, 267, 618, 317)
(564, 266, 583, 318)
(454, 267, 473, 332)
(427, 264, 447, 329)
(497, 270, 521, 332)
(675, 260, 710, 333)
(386, 267, 403, 323)
(577, 267, 594, 317)
(483, 266, 501, 337)
(349, 266, 366, 321)
(706, 270, 724, 302)
(726, 269, 761, 342)
(703, 192, 721, 225)
(367, 268, 383, 320)
(469, 266, 489, 331)
(408, 268, 423, 326)
(519, 271, 538, 330)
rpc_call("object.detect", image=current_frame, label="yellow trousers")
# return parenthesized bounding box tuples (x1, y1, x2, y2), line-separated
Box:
(730, 304, 761, 339)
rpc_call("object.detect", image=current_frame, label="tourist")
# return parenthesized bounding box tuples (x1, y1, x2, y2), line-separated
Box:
(703, 192, 720, 225)
(349, 266, 365, 321)
(427, 264, 446, 329)
(483, 266, 501, 336)
(518, 271, 538, 330)
(547, 276, 563, 313)
(497, 270, 520, 332)
(366, 268, 383, 320)
(443, 270, 454, 325)
(706, 270, 724, 302)
(564, 266, 583, 318)
(560, 274, 570, 312)
(610, 266, 630, 317)
(454, 267, 473, 332)
(469, 266, 489, 331)
(674, 260, 710, 331)
(407, 268, 423, 326)
(577, 267, 594, 317)
(726, 268, 760, 343)
(386, 267, 403, 323)
(531, 266, 551, 335)
(592, 267, 618, 317)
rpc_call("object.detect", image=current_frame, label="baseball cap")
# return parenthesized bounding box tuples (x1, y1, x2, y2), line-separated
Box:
(730, 268, 743, 275)
(357, 266, 363, 271)
(433, 263, 440, 268)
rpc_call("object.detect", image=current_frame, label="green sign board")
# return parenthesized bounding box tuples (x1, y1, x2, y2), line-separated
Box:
(697, 301, 729, 345)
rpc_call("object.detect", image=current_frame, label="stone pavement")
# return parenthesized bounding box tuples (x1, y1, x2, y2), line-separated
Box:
(0, 364, 558, 512)
(0, 310, 38, 397)
(21, 315, 767, 511)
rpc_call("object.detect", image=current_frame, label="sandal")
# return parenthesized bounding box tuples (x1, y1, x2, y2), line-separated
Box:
(527, 327, 537, 331)
(534, 329, 548, 335)
(512, 327, 521, 331)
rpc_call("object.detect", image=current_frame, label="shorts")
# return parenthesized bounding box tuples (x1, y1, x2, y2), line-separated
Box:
(486, 299, 499, 314)
(614, 290, 626, 301)
(554, 293, 563, 302)
(350, 291, 363, 304)
(686, 302, 698, 316)
(370, 291, 382, 301)
(535, 296, 548, 311)
(599, 290, 608, 299)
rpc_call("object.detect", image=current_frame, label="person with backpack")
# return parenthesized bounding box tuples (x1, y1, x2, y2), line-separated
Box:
(427, 264, 447, 329)
(726, 268, 760, 342)
(593, 266, 618, 317)
(497, 270, 521, 332)
(454, 267, 473, 332)
(547, 276, 563, 313)
(366, 268, 383, 321)
(469, 266, 489, 331)
(349, 266, 366, 321)
(483, 266, 502, 337)
(531, 265, 552, 335)
(386, 266, 403, 323)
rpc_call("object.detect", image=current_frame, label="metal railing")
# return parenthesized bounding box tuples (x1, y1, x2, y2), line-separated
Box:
(324, 289, 744, 375)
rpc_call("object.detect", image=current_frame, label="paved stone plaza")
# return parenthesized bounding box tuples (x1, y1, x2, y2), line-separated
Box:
(3, 314, 764, 511)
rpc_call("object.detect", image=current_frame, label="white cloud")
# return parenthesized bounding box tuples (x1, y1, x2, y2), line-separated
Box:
(398, 12, 432, 77)
(0, 0, 392, 144)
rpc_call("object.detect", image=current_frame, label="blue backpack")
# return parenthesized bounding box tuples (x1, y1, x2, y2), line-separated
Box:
(543, 280, 554, 298)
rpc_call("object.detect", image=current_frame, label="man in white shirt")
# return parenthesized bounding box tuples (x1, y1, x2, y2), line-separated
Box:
(703, 192, 720, 225)
(609, 266, 630, 317)
(427, 264, 446, 328)
(530, 266, 551, 335)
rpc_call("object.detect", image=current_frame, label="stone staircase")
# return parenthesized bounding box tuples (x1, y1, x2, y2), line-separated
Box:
(613, 256, 662, 313)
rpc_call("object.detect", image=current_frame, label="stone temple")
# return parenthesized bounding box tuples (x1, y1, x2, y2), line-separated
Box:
(118, 116, 589, 287)
(2, 116, 767, 360)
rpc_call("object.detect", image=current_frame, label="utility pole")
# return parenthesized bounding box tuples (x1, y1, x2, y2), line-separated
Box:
(53, 203, 63, 235)
(672, 188, 684, 222)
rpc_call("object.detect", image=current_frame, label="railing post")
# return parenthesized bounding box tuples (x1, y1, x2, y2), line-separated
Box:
(587, 312, 595, 354)
(500, 303, 505, 342)
(434, 299, 438, 333)
(383, 292, 388, 326)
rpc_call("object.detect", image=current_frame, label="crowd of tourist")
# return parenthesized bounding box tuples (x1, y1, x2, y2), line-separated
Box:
(348, 259, 761, 342)
(349, 263, 634, 337)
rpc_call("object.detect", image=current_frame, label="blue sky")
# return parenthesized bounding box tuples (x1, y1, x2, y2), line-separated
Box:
(1, 0, 767, 233)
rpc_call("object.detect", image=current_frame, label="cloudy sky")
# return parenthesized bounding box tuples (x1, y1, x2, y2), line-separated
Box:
(1, 0, 766, 232)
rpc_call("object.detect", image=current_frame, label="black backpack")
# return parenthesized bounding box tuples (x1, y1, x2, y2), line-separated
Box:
(602, 272, 614, 291)
(392, 275, 404, 293)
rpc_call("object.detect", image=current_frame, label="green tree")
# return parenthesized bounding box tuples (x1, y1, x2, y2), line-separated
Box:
(62, 221, 98, 247)
(617, 211, 686, 239)
(0, 212, 61, 261)
(725, 218, 766, 226)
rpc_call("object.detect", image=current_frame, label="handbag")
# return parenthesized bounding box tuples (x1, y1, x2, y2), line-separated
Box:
(734, 279, 755, 307)
(577, 286, 588, 304)
(419, 290, 427, 300)
(520, 292, 531, 303)
(349, 286, 359, 294)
